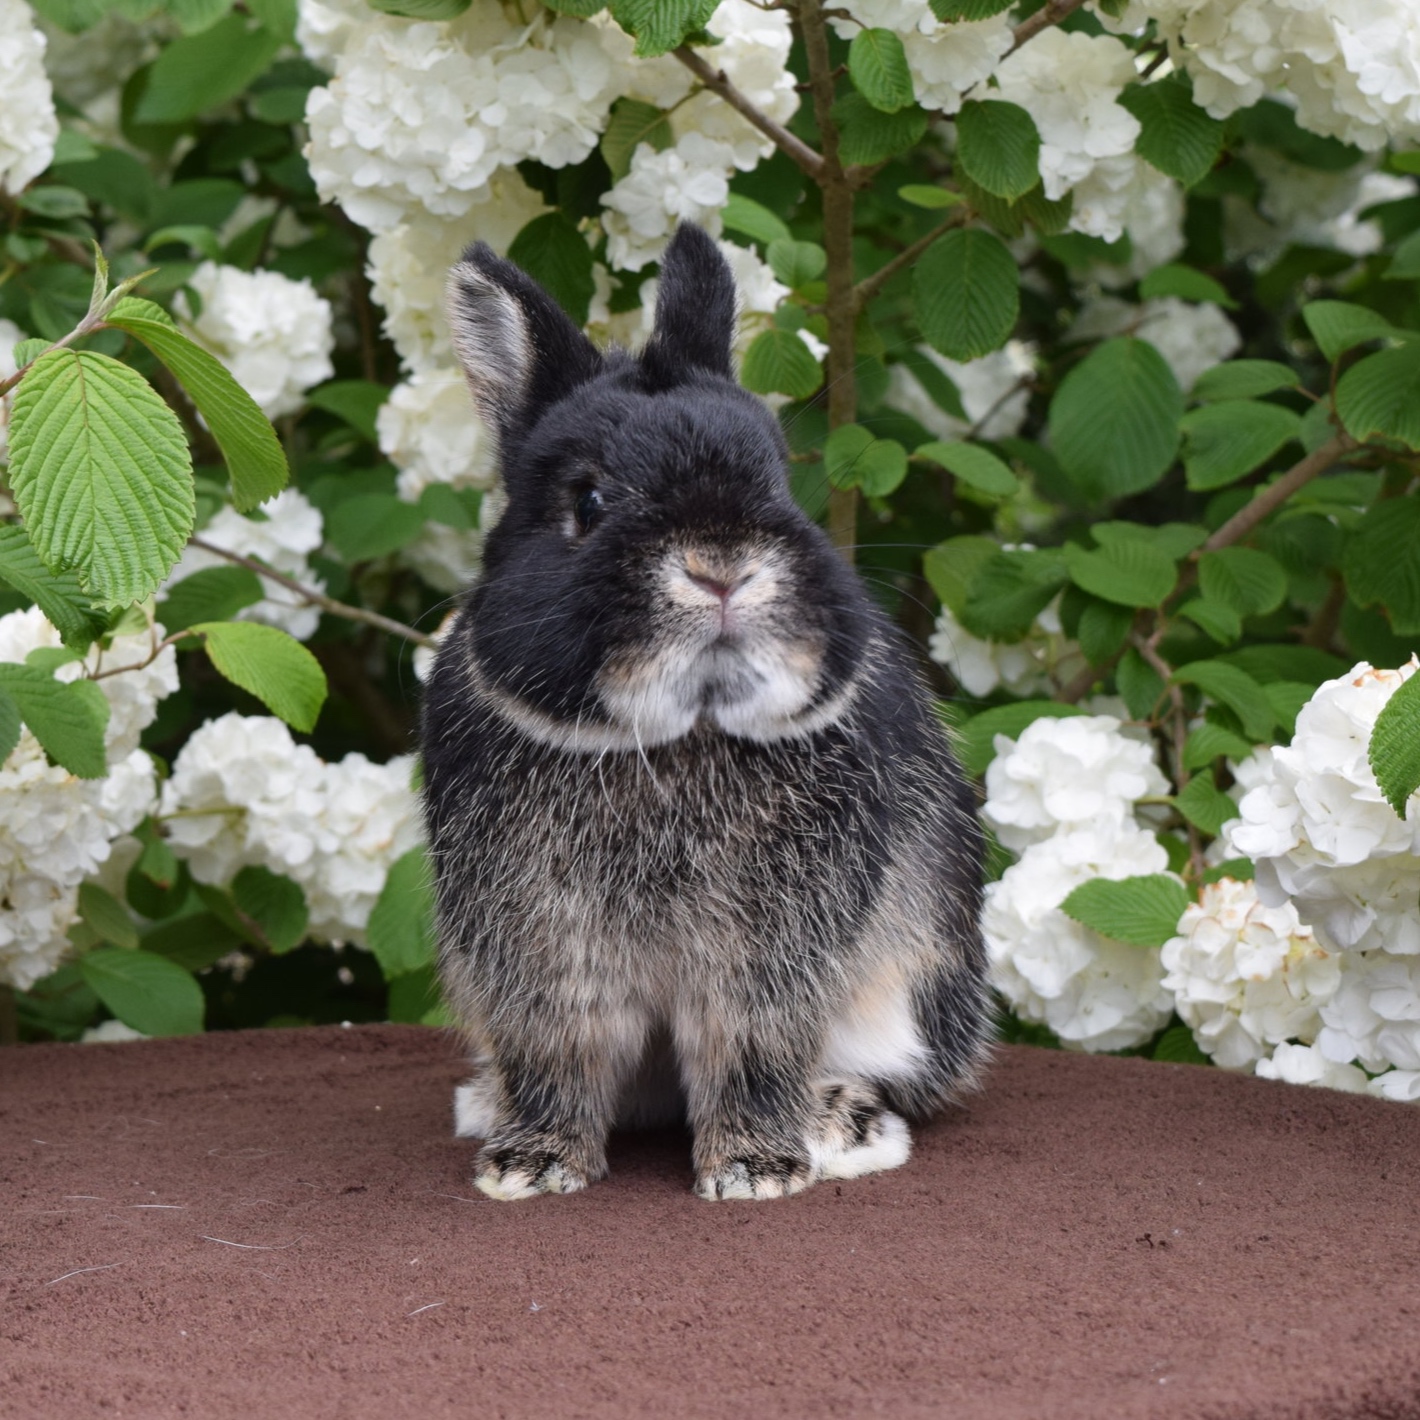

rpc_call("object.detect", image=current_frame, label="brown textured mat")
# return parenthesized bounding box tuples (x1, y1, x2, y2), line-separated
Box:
(3, 1025, 1419, 1420)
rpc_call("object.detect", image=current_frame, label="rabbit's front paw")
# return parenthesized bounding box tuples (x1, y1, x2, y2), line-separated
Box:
(474, 1143, 603, 1201)
(694, 1152, 814, 1202)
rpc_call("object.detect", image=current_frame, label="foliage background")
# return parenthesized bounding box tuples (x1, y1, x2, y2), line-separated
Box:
(2, 0, 1420, 1097)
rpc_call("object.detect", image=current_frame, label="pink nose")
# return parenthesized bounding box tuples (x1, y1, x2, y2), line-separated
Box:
(689, 573, 738, 602)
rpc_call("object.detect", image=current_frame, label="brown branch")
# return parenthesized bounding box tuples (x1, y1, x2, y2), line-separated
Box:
(1010, 0, 1089, 53)
(189, 536, 438, 648)
(673, 45, 825, 180)
(852, 209, 965, 310)
(1199, 431, 1356, 556)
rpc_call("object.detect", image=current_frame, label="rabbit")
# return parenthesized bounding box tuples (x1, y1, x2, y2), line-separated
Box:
(420, 223, 991, 1202)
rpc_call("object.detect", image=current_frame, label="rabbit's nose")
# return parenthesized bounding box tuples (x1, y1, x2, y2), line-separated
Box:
(687, 571, 739, 602)
(683, 550, 756, 601)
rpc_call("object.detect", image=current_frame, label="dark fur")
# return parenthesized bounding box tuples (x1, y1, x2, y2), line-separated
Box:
(422, 225, 990, 1200)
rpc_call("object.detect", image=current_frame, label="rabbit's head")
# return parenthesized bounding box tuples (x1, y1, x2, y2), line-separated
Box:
(446, 224, 874, 752)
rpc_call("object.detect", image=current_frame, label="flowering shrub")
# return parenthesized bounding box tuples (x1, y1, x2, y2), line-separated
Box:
(1, 0, 1419, 1102)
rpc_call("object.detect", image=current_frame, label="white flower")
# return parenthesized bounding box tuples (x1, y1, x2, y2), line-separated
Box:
(0, 314, 28, 462)
(1369, 1069, 1420, 1102)
(160, 713, 421, 947)
(378, 365, 496, 503)
(81, 1018, 148, 1043)
(602, 132, 735, 271)
(983, 713, 1171, 853)
(831, 0, 1013, 114)
(168, 490, 327, 643)
(295, 0, 371, 69)
(886, 341, 1035, 442)
(305, 7, 621, 234)
(929, 597, 1084, 701)
(366, 177, 547, 371)
(1069, 296, 1242, 393)
(175, 263, 334, 419)
(1228, 660, 1420, 958)
(984, 820, 1176, 1052)
(1255, 1041, 1369, 1093)
(0, 0, 58, 196)
(1317, 952, 1420, 1074)
(1161, 877, 1341, 1069)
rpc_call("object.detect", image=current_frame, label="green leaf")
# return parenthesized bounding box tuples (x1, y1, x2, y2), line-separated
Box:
(0, 525, 102, 649)
(722, 194, 791, 247)
(1117, 75, 1223, 187)
(1198, 547, 1288, 617)
(194, 621, 327, 732)
(1060, 874, 1190, 948)
(929, 0, 1014, 16)
(1050, 339, 1183, 500)
(955, 101, 1041, 202)
(507, 213, 595, 326)
(1077, 598, 1134, 665)
(159, 566, 265, 633)
(304, 380, 389, 443)
(133, 14, 282, 124)
(895, 350, 966, 421)
(1191, 360, 1301, 403)
(1218, 644, 1347, 687)
(1263, 680, 1312, 738)
(1301, 300, 1409, 361)
(1090, 520, 1207, 561)
(1173, 660, 1275, 742)
(12, 337, 50, 369)
(740, 329, 823, 400)
(19, 186, 91, 219)
(167, 0, 235, 33)
(914, 440, 1019, 497)
(849, 28, 915, 113)
(0, 663, 109, 778)
(1180, 400, 1302, 491)
(138, 833, 180, 890)
(78, 947, 204, 1036)
(7, 349, 194, 608)
(324, 492, 426, 562)
(1138, 263, 1237, 309)
(960, 549, 1068, 640)
(0, 687, 19, 765)
(923, 534, 998, 615)
(823, 425, 907, 497)
(245, 0, 296, 39)
(1064, 540, 1178, 609)
(366, 847, 436, 980)
(141, 908, 241, 972)
(1385, 230, 1420, 282)
(367, 0, 469, 15)
(1203, 857, 1255, 885)
(607, 0, 717, 56)
(1173, 775, 1237, 837)
(1368, 670, 1420, 818)
(419, 483, 476, 530)
(834, 92, 930, 166)
(952, 700, 1088, 777)
(767, 238, 827, 290)
(600, 98, 673, 184)
(1153, 1024, 1210, 1065)
(1117, 647, 1165, 721)
(897, 185, 962, 211)
(1178, 597, 1242, 646)
(78, 882, 138, 950)
(232, 865, 308, 953)
(1183, 722, 1254, 770)
(1342, 498, 1420, 636)
(104, 301, 289, 513)
(914, 228, 1019, 362)
(1335, 343, 1420, 451)
(144, 224, 222, 261)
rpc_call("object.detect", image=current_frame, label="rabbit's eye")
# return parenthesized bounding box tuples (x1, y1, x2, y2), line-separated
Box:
(573, 486, 605, 534)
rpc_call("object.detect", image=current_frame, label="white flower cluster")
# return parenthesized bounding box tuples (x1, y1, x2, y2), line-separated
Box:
(0, 0, 58, 196)
(1069, 296, 1242, 393)
(830, 0, 1013, 115)
(982, 715, 1177, 1051)
(160, 713, 422, 946)
(0, 607, 177, 991)
(167, 489, 327, 642)
(1226, 661, 1420, 1099)
(930, 595, 1084, 700)
(1106, 0, 1420, 152)
(175, 263, 335, 420)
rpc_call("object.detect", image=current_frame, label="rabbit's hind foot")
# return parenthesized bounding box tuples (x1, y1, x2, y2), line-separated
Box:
(808, 1078, 912, 1182)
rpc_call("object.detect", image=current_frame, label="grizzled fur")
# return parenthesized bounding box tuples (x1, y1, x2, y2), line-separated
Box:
(421, 224, 990, 1202)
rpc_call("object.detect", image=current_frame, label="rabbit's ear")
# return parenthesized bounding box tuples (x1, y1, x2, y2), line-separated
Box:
(447, 243, 602, 440)
(640, 224, 738, 390)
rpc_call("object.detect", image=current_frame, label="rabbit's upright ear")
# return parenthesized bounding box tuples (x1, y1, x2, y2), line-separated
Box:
(640, 224, 738, 390)
(447, 243, 602, 442)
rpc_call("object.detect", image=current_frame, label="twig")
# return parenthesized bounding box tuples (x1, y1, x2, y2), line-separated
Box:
(1198, 431, 1356, 555)
(189, 537, 438, 648)
(1010, 0, 1089, 53)
(853, 210, 965, 309)
(673, 46, 825, 180)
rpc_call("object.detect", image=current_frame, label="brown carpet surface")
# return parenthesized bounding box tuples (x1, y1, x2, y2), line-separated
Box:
(2, 1025, 1419, 1420)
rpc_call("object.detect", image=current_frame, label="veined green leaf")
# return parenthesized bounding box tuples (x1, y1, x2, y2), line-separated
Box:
(1064, 539, 1178, 609)
(79, 947, 204, 1036)
(507, 213, 596, 327)
(367, 847, 437, 980)
(955, 101, 1040, 202)
(1198, 547, 1288, 617)
(1335, 343, 1420, 451)
(0, 665, 110, 777)
(914, 440, 1018, 497)
(1173, 660, 1276, 742)
(194, 620, 327, 732)
(1180, 401, 1302, 490)
(1061, 874, 1191, 948)
(606, 0, 717, 56)
(159, 566, 265, 633)
(1368, 670, 1420, 818)
(952, 700, 1089, 776)
(740, 329, 823, 400)
(849, 28, 915, 113)
(0, 525, 102, 649)
(1191, 360, 1300, 403)
(1117, 75, 1223, 187)
(232, 864, 308, 953)
(914, 228, 1019, 362)
(600, 97, 673, 184)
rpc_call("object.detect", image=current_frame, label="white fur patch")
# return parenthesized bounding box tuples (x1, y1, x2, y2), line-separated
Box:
(820, 972, 931, 1082)
(808, 1110, 912, 1181)
(452, 1077, 498, 1139)
(694, 1162, 811, 1202)
(474, 1159, 585, 1201)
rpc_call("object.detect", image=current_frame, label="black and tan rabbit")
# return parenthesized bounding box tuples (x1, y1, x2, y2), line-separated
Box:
(421, 224, 990, 1202)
